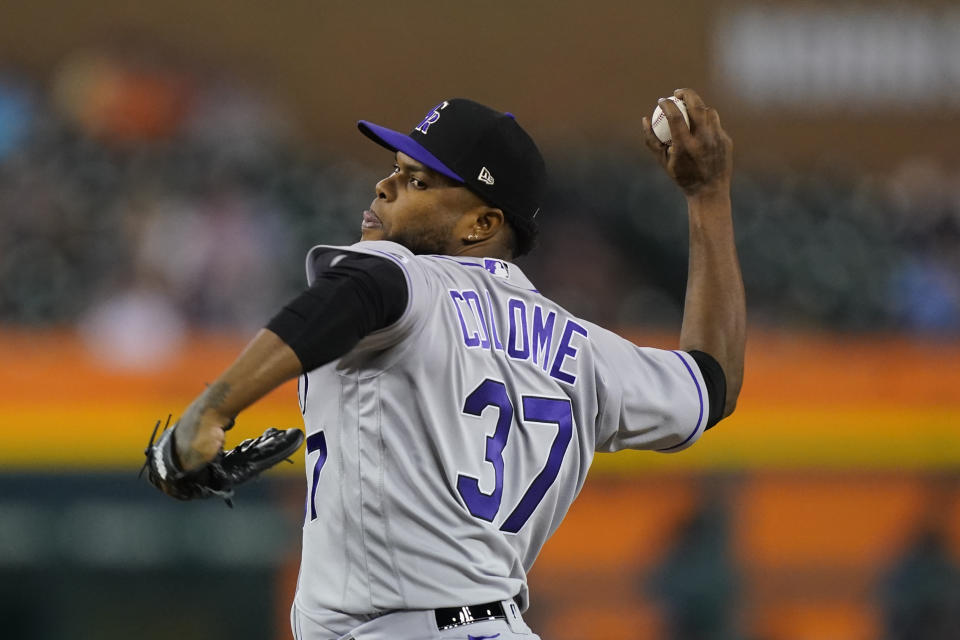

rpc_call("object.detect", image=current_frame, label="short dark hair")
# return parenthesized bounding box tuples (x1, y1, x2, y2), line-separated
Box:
(505, 211, 538, 257)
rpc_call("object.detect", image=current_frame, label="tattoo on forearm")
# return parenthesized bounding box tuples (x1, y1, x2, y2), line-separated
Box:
(204, 381, 231, 411)
(178, 382, 233, 434)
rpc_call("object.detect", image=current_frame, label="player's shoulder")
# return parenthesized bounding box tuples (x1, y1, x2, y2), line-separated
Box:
(304, 240, 416, 284)
(306, 240, 413, 268)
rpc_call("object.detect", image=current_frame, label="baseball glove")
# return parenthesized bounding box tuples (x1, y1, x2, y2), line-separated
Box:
(141, 416, 305, 507)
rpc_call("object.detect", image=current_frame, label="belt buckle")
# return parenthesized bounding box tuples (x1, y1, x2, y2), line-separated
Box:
(435, 601, 505, 631)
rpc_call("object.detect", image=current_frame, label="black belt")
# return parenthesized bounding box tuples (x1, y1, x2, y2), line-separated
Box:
(435, 600, 508, 630)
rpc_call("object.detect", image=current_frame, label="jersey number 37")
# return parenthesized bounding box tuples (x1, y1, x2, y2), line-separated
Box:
(457, 378, 573, 534)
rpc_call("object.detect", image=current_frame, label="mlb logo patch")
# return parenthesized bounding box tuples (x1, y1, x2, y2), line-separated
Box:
(484, 259, 509, 278)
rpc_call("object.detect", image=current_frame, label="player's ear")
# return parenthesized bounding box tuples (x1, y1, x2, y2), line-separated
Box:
(463, 206, 505, 243)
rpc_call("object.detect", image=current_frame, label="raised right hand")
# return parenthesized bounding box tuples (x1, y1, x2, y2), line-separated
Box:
(640, 88, 733, 198)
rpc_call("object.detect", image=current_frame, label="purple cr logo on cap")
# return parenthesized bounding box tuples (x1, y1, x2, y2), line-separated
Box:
(415, 101, 450, 135)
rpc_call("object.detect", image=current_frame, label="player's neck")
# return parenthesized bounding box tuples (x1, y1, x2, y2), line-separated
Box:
(452, 243, 514, 261)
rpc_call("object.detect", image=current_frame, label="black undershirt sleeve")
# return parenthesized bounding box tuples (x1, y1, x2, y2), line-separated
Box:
(687, 350, 727, 430)
(265, 252, 408, 373)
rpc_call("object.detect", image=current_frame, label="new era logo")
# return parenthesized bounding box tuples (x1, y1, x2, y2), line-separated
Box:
(477, 167, 495, 185)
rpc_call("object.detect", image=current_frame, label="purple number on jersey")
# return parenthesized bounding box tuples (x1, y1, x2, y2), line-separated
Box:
(499, 396, 573, 533)
(456, 380, 573, 532)
(456, 379, 513, 521)
(306, 431, 327, 521)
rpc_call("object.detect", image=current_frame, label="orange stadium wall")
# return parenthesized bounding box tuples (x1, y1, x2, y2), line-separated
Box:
(2, 329, 956, 472)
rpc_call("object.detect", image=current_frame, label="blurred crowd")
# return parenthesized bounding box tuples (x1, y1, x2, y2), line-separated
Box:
(1, 44, 958, 367)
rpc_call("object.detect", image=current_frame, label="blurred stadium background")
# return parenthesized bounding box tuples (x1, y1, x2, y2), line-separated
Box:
(1, 1, 959, 639)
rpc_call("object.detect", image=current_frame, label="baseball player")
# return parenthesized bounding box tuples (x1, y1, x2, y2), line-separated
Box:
(155, 89, 745, 639)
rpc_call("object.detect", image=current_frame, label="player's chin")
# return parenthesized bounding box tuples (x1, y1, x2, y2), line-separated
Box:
(360, 227, 386, 242)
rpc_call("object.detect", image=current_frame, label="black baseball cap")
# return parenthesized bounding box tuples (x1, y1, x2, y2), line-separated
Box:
(358, 99, 546, 253)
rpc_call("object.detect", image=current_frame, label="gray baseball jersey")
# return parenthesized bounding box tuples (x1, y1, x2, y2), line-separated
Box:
(294, 239, 708, 617)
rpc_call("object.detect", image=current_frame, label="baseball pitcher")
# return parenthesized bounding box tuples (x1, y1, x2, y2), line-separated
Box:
(144, 89, 745, 640)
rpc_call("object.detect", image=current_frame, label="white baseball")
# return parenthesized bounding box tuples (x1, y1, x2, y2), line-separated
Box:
(651, 96, 690, 145)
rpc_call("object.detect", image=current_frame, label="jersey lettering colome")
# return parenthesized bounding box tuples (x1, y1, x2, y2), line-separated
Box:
(448, 286, 588, 385)
(294, 240, 708, 616)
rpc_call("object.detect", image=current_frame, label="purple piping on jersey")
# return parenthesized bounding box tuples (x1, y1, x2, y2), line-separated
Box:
(433, 255, 485, 268)
(657, 351, 704, 452)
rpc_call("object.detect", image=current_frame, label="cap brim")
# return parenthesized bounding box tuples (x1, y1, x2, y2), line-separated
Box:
(358, 120, 464, 183)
